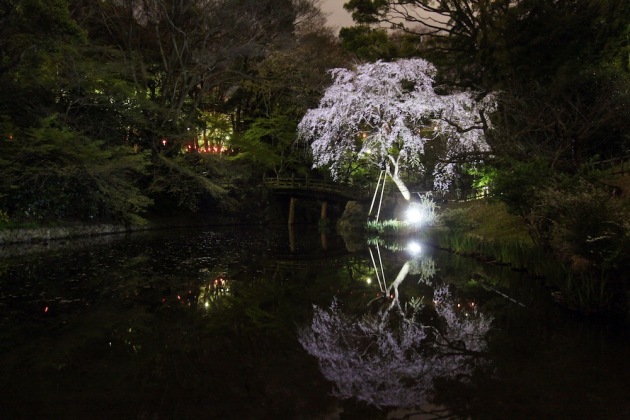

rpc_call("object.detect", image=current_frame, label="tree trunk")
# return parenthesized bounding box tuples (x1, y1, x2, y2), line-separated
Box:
(386, 155, 411, 201)
(387, 170, 411, 201)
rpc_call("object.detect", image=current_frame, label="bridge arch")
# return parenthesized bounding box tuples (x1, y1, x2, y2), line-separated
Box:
(263, 175, 370, 224)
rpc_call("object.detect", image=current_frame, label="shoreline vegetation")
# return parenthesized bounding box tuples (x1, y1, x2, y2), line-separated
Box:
(0, 212, 242, 246)
(433, 202, 629, 321)
(2, 194, 629, 321)
(365, 197, 629, 321)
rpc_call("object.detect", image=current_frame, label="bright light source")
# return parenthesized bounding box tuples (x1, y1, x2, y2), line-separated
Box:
(407, 241, 422, 256)
(366, 277, 372, 285)
(405, 206, 425, 224)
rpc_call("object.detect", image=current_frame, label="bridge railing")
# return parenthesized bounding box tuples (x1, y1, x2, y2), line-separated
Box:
(432, 187, 491, 203)
(587, 155, 630, 175)
(263, 175, 370, 199)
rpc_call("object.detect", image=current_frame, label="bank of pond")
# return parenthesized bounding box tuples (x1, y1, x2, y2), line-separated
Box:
(418, 228, 628, 320)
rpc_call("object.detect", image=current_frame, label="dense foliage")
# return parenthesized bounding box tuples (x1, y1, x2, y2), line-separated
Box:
(0, 0, 347, 225)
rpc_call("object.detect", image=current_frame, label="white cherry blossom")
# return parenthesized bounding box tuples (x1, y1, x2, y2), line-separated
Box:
(298, 59, 495, 195)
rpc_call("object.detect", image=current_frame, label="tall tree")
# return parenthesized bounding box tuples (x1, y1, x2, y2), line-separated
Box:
(343, 0, 514, 88)
(60, 0, 323, 214)
(343, 0, 630, 89)
(339, 26, 425, 61)
(68, 0, 300, 148)
(0, 0, 84, 127)
(0, 0, 156, 224)
(297, 59, 495, 199)
(232, 0, 349, 177)
(0, 0, 83, 77)
(0, 0, 157, 223)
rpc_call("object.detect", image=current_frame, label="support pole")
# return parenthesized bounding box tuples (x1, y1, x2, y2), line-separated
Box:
(368, 170, 385, 217)
(375, 173, 387, 222)
(288, 196, 297, 225)
(368, 247, 385, 293)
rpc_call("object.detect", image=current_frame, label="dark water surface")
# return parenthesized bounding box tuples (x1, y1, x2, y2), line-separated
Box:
(0, 226, 629, 419)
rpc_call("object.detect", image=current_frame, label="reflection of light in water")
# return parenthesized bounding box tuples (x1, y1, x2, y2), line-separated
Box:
(406, 241, 422, 256)
(197, 275, 231, 309)
(368, 242, 437, 314)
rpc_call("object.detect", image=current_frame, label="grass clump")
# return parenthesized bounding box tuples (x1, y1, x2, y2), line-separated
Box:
(439, 199, 532, 243)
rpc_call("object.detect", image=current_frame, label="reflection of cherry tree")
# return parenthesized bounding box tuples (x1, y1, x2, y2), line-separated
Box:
(432, 285, 491, 354)
(368, 242, 435, 314)
(298, 285, 492, 408)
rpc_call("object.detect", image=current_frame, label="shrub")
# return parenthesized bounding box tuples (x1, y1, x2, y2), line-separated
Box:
(535, 179, 630, 273)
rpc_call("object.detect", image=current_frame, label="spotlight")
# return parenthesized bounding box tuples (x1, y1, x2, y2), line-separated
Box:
(405, 206, 425, 224)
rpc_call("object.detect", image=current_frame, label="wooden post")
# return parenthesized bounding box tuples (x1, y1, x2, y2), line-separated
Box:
(320, 201, 329, 250)
(288, 196, 297, 225)
(289, 224, 296, 252)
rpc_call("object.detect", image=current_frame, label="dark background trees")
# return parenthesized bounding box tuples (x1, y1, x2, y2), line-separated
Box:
(0, 0, 347, 225)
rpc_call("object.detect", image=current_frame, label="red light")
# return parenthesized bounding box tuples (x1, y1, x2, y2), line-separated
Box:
(177, 295, 181, 300)
(44, 306, 49, 313)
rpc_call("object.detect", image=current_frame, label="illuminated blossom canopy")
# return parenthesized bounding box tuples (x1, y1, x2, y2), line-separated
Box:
(298, 59, 495, 194)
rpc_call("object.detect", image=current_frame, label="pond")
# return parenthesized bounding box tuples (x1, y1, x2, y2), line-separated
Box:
(0, 226, 629, 419)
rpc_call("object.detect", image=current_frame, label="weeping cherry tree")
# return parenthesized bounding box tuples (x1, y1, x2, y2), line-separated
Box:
(297, 59, 495, 200)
